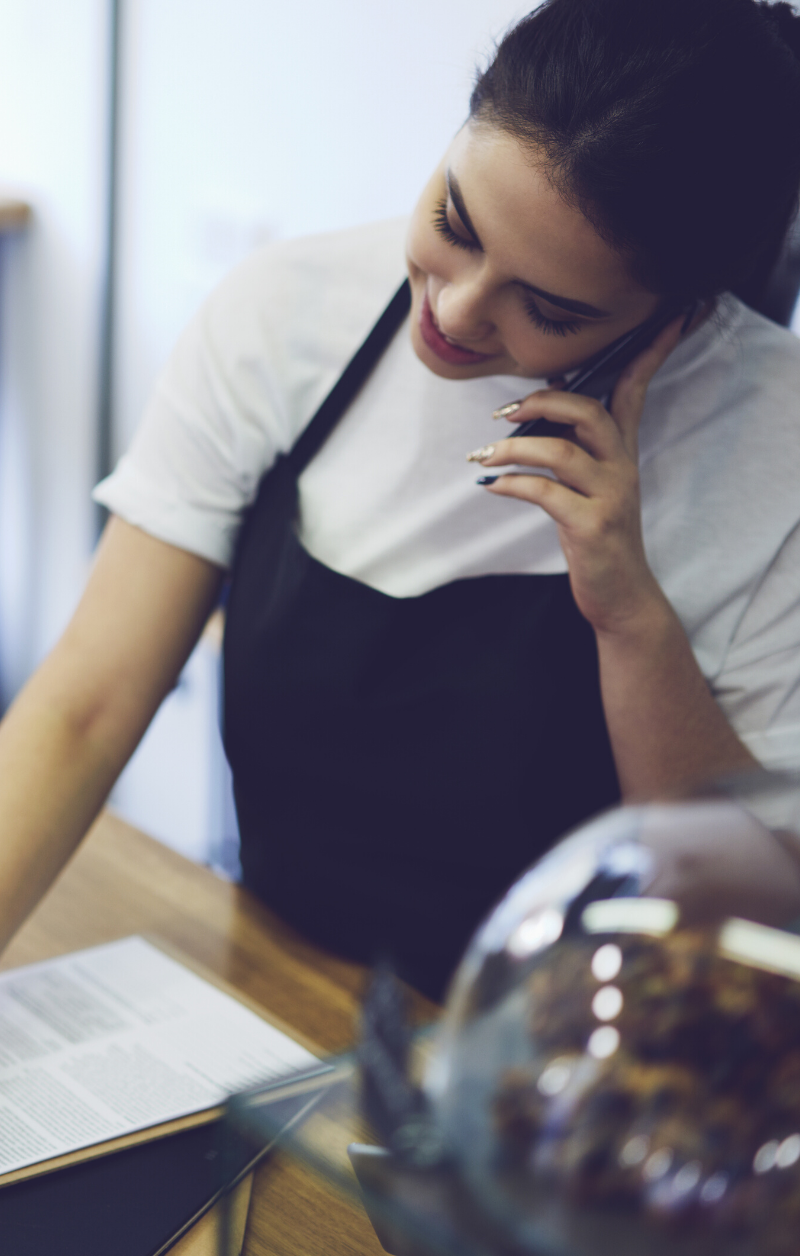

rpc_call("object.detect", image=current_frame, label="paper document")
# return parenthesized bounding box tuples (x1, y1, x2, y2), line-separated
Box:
(0, 936, 318, 1177)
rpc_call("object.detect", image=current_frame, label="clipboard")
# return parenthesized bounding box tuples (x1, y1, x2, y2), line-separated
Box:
(0, 937, 332, 1252)
(0, 936, 325, 1189)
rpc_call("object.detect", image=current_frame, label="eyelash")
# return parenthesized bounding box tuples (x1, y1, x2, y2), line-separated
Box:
(521, 296, 582, 338)
(431, 198, 583, 338)
(432, 198, 475, 252)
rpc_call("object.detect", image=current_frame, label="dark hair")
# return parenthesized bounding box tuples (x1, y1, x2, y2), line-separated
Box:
(470, 0, 800, 304)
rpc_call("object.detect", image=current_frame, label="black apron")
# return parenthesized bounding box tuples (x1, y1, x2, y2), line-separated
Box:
(223, 281, 620, 1001)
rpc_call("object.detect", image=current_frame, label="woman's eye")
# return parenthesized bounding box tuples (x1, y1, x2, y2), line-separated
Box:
(432, 198, 478, 252)
(523, 295, 582, 338)
(432, 197, 583, 337)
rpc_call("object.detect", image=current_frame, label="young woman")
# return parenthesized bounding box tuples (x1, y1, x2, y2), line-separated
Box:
(1, 0, 799, 999)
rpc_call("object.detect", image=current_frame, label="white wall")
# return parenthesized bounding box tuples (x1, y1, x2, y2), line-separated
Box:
(110, 0, 531, 864)
(0, 0, 109, 697)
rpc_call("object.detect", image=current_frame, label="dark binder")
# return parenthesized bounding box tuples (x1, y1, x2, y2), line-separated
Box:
(0, 1092, 314, 1256)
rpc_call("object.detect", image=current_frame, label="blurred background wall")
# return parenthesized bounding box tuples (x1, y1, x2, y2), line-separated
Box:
(0, 0, 108, 700)
(0, 0, 535, 871)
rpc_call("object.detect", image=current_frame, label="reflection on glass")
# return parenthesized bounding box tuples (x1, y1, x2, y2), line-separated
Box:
(590, 984, 623, 1020)
(718, 916, 800, 978)
(581, 896, 679, 936)
(507, 907, 564, 959)
(591, 943, 623, 982)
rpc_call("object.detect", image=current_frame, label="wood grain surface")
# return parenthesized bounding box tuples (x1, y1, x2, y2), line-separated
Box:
(1, 810, 437, 1255)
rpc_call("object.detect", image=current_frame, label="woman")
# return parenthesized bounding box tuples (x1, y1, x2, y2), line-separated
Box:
(1, 0, 799, 999)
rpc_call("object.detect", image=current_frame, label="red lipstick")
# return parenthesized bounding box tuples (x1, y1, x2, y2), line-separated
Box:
(419, 292, 494, 367)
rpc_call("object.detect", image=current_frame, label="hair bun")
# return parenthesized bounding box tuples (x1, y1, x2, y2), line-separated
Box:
(759, 1, 800, 62)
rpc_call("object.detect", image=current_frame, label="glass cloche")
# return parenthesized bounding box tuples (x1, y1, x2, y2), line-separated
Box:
(222, 772, 800, 1256)
(421, 773, 800, 1256)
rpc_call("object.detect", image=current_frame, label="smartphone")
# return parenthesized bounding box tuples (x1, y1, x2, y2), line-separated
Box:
(513, 297, 689, 439)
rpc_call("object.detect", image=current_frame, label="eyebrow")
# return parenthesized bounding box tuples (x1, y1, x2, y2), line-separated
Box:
(446, 169, 610, 320)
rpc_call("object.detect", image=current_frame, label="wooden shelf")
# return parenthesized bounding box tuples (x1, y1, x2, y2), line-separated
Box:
(0, 198, 31, 232)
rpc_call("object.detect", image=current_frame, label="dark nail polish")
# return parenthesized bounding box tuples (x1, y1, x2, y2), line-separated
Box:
(476, 476, 498, 486)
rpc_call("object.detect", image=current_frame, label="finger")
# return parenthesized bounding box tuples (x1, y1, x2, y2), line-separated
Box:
(493, 390, 622, 460)
(611, 315, 685, 451)
(467, 436, 605, 496)
(480, 472, 591, 529)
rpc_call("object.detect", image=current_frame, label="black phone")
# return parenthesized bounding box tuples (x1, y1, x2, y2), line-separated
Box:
(513, 298, 689, 439)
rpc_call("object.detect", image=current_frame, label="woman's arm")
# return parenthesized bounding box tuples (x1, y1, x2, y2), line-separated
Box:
(470, 319, 756, 799)
(0, 516, 223, 951)
(593, 594, 755, 798)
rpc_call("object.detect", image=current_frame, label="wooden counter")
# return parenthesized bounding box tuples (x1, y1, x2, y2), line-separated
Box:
(0, 198, 31, 233)
(1, 810, 436, 1254)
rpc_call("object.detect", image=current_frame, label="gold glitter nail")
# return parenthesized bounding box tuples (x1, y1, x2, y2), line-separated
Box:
(466, 444, 496, 463)
(492, 401, 522, 420)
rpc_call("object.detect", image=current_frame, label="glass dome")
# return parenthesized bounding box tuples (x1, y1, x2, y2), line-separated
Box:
(423, 773, 800, 1256)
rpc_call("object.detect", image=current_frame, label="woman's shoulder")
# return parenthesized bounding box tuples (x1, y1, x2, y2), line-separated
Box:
(246, 216, 409, 287)
(97, 220, 411, 569)
(644, 294, 800, 449)
(708, 297, 800, 461)
(170, 217, 409, 434)
(703, 295, 800, 437)
(201, 217, 408, 357)
(726, 295, 800, 384)
(642, 291, 800, 578)
(641, 297, 800, 680)
(666, 293, 800, 381)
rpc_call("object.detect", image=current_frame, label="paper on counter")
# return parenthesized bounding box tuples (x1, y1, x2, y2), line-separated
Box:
(0, 935, 319, 1177)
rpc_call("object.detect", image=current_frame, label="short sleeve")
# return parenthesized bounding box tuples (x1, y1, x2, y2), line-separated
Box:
(713, 520, 800, 774)
(93, 270, 293, 568)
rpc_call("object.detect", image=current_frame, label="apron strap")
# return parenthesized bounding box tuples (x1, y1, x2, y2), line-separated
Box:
(287, 279, 411, 477)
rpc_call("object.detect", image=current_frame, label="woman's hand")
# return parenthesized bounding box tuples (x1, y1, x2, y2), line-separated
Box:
(469, 317, 685, 636)
(468, 315, 757, 799)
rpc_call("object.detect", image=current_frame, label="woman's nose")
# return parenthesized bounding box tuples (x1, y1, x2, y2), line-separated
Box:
(436, 280, 495, 344)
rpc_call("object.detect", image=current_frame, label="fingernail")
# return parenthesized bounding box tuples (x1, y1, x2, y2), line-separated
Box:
(492, 401, 521, 420)
(476, 475, 498, 486)
(466, 444, 496, 464)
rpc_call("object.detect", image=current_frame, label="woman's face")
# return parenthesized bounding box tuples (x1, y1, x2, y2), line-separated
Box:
(406, 123, 661, 381)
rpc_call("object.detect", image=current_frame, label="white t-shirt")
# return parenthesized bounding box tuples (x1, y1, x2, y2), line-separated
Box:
(95, 218, 800, 776)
